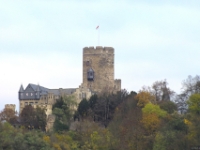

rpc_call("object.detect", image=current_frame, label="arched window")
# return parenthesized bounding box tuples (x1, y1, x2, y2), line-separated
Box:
(87, 68, 94, 81)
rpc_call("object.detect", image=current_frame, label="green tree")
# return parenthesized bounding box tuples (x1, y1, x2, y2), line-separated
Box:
(187, 93, 200, 115)
(20, 105, 46, 130)
(159, 101, 177, 114)
(142, 103, 167, 118)
(78, 98, 89, 118)
(34, 106, 47, 131)
(89, 94, 98, 111)
(0, 122, 52, 150)
(20, 105, 35, 129)
(53, 96, 76, 132)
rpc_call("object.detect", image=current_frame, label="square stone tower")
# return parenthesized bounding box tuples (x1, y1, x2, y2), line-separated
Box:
(82, 46, 121, 93)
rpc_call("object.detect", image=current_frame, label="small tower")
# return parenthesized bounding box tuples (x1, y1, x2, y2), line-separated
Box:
(19, 84, 24, 100)
(5, 104, 16, 112)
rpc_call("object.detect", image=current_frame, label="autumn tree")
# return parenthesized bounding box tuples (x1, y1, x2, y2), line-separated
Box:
(0, 108, 18, 125)
(108, 92, 149, 150)
(141, 103, 167, 134)
(136, 90, 156, 108)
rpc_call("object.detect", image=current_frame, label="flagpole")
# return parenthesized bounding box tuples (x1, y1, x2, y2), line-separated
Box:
(98, 25, 100, 46)
(96, 25, 100, 46)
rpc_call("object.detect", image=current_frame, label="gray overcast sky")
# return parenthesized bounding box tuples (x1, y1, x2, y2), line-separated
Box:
(1, 0, 200, 112)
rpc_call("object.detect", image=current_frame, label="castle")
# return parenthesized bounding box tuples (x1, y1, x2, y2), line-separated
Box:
(18, 46, 121, 115)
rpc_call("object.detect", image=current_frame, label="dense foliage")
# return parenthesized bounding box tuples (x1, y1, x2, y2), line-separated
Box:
(1, 75, 200, 150)
(20, 105, 47, 131)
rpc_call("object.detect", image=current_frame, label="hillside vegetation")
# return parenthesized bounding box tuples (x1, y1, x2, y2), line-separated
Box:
(0, 75, 200, 150)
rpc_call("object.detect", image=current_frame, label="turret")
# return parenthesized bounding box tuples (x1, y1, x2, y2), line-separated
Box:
(19, 84, 24, 100)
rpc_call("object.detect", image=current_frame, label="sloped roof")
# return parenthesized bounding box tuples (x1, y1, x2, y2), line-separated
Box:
(19, 85, 24, 92)
(23, 83, 77, 96)
(29, 84, 48, 92)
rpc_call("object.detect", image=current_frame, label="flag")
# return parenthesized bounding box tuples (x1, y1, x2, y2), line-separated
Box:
(96, 26, 99, 29)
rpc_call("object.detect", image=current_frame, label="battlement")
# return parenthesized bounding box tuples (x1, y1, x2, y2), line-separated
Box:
(5, 104, 16, 107)
(83, 46, 114, 54)
(5, 104, 16, 111)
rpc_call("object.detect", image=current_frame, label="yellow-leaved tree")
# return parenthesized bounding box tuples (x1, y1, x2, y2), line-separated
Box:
(141, 103, 167, 134)
(136, 91, 156, 108)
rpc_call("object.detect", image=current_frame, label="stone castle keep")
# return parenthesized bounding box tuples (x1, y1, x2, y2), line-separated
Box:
(18, 46, 121, 116)
(82, 46, 121, 92)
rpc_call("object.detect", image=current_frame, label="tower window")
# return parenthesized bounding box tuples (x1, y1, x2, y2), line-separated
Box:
(87, 68, 94, 81)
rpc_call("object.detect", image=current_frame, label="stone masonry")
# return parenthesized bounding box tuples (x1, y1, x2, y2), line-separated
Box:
(81, 46, 121, 93)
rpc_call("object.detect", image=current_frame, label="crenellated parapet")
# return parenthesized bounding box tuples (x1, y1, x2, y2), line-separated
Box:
(5, 104, 16, 111)
(83, 46, 114, 54)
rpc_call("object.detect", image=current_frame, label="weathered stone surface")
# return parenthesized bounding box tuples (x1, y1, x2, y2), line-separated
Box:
(82, 46, 121, 93)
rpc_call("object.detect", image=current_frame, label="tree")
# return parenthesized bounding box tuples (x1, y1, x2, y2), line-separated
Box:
(108, 92, 149, 150)
(20, 105, 35, 129)
(53, 96, 76, 132)
(141, 103, 167, 135)
(0, 122, 52, 150)
(175, 93, 188, 114)
(136, 90, 156, 108)
(182, 75, 200, 97)
(142, 103, 167, 118)
(0, 108, 18, 125)
(141, 113, 160, 134)
(152, 80, 174, 102)
(34, 107, 47, 130)
(88, 94, 98, 111)
(91, 89, 129, 127)
(187, 93, 200, 115)
(159, 101, 177, 114)
(78, 98, 89, 118)
(20, 105, 46, 130)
